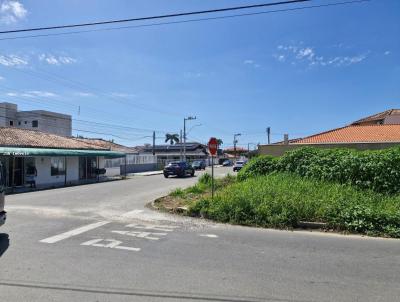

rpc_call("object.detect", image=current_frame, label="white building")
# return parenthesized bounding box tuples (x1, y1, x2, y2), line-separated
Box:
(0, 102, 72, 136)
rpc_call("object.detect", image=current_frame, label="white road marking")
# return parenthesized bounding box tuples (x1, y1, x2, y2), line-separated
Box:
(121, 209, 144, 217)
(112, 230, 167, 240)
(199, 234, 219, 238)
(40, 221, 110, 244)
(125, 224, 179, 232)
(81, 238, 140, 252)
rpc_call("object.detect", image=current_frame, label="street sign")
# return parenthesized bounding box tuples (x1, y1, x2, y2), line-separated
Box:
(208, 137, 218, 156)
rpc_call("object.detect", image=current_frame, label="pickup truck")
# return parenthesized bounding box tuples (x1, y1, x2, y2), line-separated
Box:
(0, 163, 6, 227)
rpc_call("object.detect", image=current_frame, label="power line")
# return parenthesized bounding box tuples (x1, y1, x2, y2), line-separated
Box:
(0, 1, 310, 35)
(0, 0, 370, 41)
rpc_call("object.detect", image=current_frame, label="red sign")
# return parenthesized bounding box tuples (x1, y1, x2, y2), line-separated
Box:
(208, 137, 218, 156)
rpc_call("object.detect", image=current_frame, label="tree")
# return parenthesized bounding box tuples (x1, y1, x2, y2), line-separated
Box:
(165, 133, 180, 145)
(217, 139, 223, 147)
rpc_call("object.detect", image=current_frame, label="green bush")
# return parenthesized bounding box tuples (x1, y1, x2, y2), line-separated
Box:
(189, 173, 400, 237)
(239, 146, 400, 194)
(170, 188, 185, 197)
(198, 172, 212, 186)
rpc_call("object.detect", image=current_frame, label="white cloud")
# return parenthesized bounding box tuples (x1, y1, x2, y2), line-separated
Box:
(74, 92, 94, 97)
(0, 54, 28, 67)
(0, 75, 4, 80)
(274, 43, 368, 68)
(38, 53, 77, 65)
(384, 50, 391, 56)
(243, 59, 261, 68)
(0, 0, 27, 24)
(6, 90, 58, 98)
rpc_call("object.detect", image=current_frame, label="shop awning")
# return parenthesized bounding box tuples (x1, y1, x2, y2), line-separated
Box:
(0, 147, 125, 158)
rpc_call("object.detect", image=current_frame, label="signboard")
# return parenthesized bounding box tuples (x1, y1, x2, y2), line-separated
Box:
(208, 137, 218, 156)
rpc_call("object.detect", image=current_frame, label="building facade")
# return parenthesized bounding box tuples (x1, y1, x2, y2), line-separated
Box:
(0, 102, 72, 136)
(0, 127, 124, 191)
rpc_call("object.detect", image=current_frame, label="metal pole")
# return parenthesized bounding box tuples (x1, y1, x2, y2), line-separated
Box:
(234, 136, 237, 162)
(183, 118, 186, 161)
(96, 156, 99, 182)
(124, 155, 127, 179)
(267, 127, 271, 144)
(180, 130, 183, 161)
(152, 131, 156, 156)
(211, 156, 214, 200)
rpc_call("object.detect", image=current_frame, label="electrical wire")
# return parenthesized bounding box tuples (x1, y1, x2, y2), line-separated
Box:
(0, 0, 370, 41)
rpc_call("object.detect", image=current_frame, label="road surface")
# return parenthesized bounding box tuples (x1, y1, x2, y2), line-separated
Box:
(1, 167, 399, 302)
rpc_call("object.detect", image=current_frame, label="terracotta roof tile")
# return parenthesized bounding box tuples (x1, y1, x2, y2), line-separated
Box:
(74, 138, 138, 153)
(0, 127, 107, 150)
(293, 124, 400, 144)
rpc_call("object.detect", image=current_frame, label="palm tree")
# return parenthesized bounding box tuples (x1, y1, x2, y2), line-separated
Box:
(217, 139, 223, 147)
(165, 133, 180, 145)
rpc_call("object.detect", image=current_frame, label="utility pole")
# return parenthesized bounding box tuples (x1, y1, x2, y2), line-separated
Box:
(233, 133, 241, 161)
(266, 127, 271, 145)
(152, 131, 156, 156)
(183, 116, 196, 161)
(180, 130, 183, 161)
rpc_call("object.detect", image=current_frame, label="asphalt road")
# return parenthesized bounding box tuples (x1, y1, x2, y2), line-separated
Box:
(1, 166, 399, 302)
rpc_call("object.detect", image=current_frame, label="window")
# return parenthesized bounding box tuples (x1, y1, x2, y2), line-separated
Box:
(24, 121, 27, 124)
(9, 120, 13, 126)
(18, 121, 21, 125)
(32, 120, 38, 128)
(51, 157, 65, 176)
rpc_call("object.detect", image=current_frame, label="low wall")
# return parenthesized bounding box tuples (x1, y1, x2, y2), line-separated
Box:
(258, 142, 400, 157)
(120, 163, 158, 174)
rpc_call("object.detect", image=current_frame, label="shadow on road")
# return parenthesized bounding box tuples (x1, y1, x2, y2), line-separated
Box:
(0, 233, 10, 257)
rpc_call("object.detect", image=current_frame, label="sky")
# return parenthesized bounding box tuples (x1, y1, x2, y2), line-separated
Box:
(0, 0, 399, 149)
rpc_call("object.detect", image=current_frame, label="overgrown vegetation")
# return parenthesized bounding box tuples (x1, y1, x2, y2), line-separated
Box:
(238, 147, 400, 194)
(189, 173, 400, 238)
(156, 148, 400, 238)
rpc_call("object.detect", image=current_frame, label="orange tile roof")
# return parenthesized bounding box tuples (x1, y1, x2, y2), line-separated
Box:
(0, 127, 107, 150)
(74, 138, 138, 153)
(293, 124, 400, 144)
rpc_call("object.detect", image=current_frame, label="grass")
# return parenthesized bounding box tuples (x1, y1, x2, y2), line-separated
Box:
(189, 172, 400, 238)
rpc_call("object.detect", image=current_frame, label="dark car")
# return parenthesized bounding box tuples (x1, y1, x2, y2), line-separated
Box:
(192, 160, 206, 170)
(164, 161, 195, 178)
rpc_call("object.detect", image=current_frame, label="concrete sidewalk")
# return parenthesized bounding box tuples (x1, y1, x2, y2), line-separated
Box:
(127, 170, 164, 177)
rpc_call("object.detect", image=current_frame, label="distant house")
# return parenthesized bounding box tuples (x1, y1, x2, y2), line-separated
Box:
(137, 142, 208, 167)
(76, 138, 157, 175)
(0, 127, 124, 190)
(0, 102, 72, 136)
(259, 109, 400, 156)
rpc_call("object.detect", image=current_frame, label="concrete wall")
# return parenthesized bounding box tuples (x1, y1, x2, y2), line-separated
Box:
(34, 156, 79, 186)
(258, 142, 400, 157)
(121, 163, 158, 174)
(16, 111, 72, 136)
(0, 102, 17, 127)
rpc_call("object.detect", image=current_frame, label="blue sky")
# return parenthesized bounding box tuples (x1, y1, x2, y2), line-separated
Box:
(0, 0, 399, 148)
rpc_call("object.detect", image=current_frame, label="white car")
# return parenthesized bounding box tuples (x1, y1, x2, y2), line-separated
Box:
(0, 163, 6, 227)
(233, 160, 246, 172)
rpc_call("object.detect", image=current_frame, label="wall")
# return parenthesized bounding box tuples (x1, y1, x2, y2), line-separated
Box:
(16, 111, 72, 136)
(258, 142, 400, 157)
(35, 156, 79, 186)
(0, 102, 17, 127)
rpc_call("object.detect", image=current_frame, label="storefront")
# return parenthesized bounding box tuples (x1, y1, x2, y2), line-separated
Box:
(0, 147, 125, 190)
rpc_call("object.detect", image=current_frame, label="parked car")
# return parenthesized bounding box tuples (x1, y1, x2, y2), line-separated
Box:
(233, 160, 246, 172)
(0, 162, 6, 227)
(163, 161, 195, 178)
(222, 160, 233, 166)
(192, 160, 206, 170)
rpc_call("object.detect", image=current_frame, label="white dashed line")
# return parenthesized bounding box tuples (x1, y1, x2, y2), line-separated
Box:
(40, 221, 110, 244)
(199, 234, 219, 238)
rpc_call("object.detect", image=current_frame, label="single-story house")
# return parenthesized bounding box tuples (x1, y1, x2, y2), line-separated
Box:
(259, 109, 400, 156)
(75, 138, 157, 175)
(0, 127, 124, 190)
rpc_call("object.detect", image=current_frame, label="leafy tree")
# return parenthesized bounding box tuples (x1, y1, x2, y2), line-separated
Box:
(217, 139, 223, 147)
(165, 133, 180, 145)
